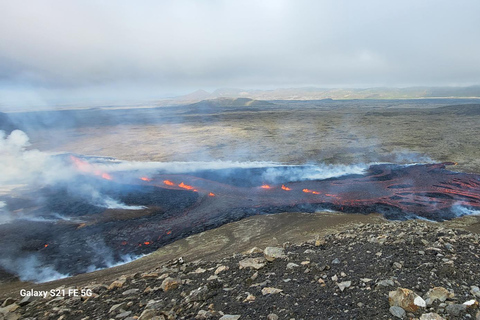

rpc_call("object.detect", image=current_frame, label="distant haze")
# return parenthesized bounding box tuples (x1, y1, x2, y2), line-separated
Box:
(1, 1, 479, 109)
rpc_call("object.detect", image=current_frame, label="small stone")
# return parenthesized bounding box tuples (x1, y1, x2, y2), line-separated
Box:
(389, 306, 406, 319)
(261, 287, 283, 295)
(239, 257, 266, 270)
(332, 258, 340, 264)
(425, 287, 453, 303)
(1, 298, 15, 308)
(194, 268, 207, 274)
(337, 281, 351, 292)
(160, 277, 181, 291)
(116, 311, 132, 319)
(122, 289, 139, 295)
(446, 304, 466, 316)
(108, 279, 126, 290)
(315, 239, 325, 246)
(377, 279, 394, 288)
(138, 309, 158, 320)
(219, 315, 241, 320)
(196, 309, 213, 319)
(18, 295, 38, 307)
(471, 286, 480, 298)
(420, 313, 445, 320)
(267, 314, 279, 320)
(243, 293, 255, 303)
(214, 265, 229, 275)
(245, 247, 263, 254)
(141, 272, 159, 279)
(286, 263, 300, 269)
(464, 299, 479, 310)
(360, 278, 373, 283)
(393, 262, 402, 269)
(0, 303, 19, 314)
(264, 247, 286, 261)
(389, 288, 426, 312)
(109, 303, 125, 314)
(331, 274, 338, 281)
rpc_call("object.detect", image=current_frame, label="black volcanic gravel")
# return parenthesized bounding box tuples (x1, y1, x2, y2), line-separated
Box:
(6, 220, 480, 320)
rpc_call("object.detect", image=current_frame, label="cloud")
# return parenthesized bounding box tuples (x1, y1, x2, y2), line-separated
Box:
(0, 0, 479, 105)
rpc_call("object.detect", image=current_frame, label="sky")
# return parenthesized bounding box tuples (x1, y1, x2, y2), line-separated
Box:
(0, 0, 479, 108)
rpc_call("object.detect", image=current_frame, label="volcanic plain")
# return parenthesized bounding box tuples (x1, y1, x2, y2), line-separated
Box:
(1, 98, 480, 319)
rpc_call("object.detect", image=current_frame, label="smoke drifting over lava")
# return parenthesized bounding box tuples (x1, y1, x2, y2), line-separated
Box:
(1, 130, 480, 283)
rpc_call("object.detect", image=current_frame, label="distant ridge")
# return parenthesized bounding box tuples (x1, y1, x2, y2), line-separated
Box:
(177, 86, 480, 102)
(187, 97, 274, 108)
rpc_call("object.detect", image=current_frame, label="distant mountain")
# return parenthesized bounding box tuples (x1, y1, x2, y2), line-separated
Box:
(188, 97, 274, 108)
(178, 89, 213, 101)
(177, 86, 480, 102)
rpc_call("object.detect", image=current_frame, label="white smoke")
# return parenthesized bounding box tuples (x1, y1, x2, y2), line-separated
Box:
(452, 204, 480, 217)
(0, 255, 69, 283)
(0, 200, 13, 225)
(86, 159, 282, 174)
(261, 163, 369, 183)
(0, 130, 75, 186)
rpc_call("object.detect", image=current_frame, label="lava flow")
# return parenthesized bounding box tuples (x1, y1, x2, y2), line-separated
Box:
(1, 162, 480, 280)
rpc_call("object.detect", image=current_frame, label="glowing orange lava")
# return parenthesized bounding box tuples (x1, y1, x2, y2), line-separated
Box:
(144, 241, 150, 245)
(70, 155, 113, 180)
(140, 177, 152, 181)
(101, 173, 112, 180)
(281, 185, 291, 191)
(44, 244, 48, 248)
(179, 182, 195, 190)
(166, 230, 172, 235)
(303, 189, 320, 195)
(260, 184, 271, 189)
(208, 192, 215, 197)
(163, 180, 175, 186)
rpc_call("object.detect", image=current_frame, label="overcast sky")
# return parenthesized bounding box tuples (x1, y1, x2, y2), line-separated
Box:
(1, 0, 479, 107)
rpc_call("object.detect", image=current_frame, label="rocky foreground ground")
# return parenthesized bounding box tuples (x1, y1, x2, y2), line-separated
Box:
(2, 220, 480, 320)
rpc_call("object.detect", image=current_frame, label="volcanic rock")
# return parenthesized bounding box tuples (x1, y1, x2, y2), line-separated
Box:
(389, 288, 426, 312)
(18, 295, 38, 307)
(263, 247, 286, 261)
(389, 306, 406, 319)
(214, 265, 228, 275)
(267, 313, 279, 320)
(122, 288, 139, 295)
(219, 315, 240, 320)
(0, 299, 15, 308)
(160, 277, 181, 291)
(238, 257, 265, 270)
(261, 287, 283, 295)
(446, 303, 467, 316)
(108, 279, 127, 290)
(376, 279, 395, 288)
(472, 286, 480, 298)
(138, 309, 158, 320)
(109, 303, 125, 314)
(419, 313, 445, 320)
(424, 286, 453, 304)
(337, 281, 352, 292)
